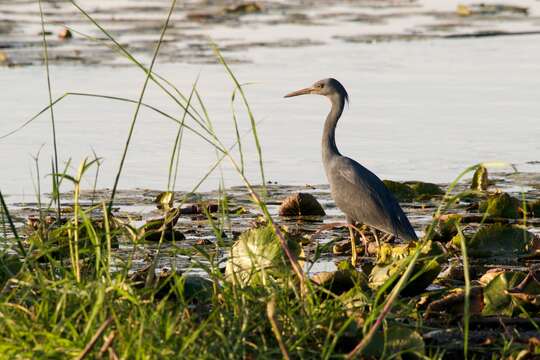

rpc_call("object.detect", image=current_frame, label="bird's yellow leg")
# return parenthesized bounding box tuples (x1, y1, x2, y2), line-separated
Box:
(370, 228, 381, 249)
(349, 226, 358, 267)
(358, 229, 370, 255)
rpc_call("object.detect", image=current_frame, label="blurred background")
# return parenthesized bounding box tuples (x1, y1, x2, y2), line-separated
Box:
(1, 0, 539, 198)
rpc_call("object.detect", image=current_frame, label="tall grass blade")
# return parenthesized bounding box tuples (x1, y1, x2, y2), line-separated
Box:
(106, 0, 177, 212)
(457, 224, 470, 360)
(38, 0, 61, 219)
(212, 44, 266, 192)
(0, 191, 25, 257)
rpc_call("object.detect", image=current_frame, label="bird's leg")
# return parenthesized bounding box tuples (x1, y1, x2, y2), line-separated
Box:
(348, 226, 358, 267)
(357, 229, 370, 255)
(347, 217, 359, 267)
(382, 233, 393, 243)
(370, 228, 381, 249)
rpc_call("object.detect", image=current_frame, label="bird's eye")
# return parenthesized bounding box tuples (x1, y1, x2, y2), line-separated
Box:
(319, 83, 324, 88)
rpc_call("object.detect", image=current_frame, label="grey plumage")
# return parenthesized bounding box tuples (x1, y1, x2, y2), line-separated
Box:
(285, 78, 417, 242)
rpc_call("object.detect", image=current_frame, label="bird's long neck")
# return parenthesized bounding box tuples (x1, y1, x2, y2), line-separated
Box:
(322, 94, 345, 163)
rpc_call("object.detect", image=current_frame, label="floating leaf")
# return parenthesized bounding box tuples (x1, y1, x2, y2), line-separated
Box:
(369, 241, 445, 296)
(451, 224, 534, 258)
(225, 225, 303, 287)
(0, 253, 22, 286)
(362, 324, 425, 358)
(482, 271, 526, 316)
(529, 199, 540, 218)
(432, 214, 462, 242)
(154, 191, 174, 210)
(479, 192, 521, 219)
(425, 287, 484, 318)
(225, 2, 262, 14)
(383, 180, 443, 202)
(471, 165, 489, 191)
(481, 270, 540, 316)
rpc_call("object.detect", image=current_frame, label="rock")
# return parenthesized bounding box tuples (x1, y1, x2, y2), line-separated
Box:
(58, 28, 72, 40)
(479, 193, 521, 219)
(180, 202, 219, 215)
(0, 51, 10, 66)
(196, 238, 212, 246)
(131, 268, 214, 303)
(432, 214, 462, 242)
(278, 192, 325, 216)
(311, 269, 368, 296)
(142, 229, 185, 242)
(457, 4, 528, 17)
(0, 253, 22, 286)
(225, 2, 262, 15)
(425, 287, 484, 318)
(225, 225, 303, 287)
(528, 199, 540, 218)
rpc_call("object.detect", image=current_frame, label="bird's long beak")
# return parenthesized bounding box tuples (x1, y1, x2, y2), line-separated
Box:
(284, 87, 314, 98)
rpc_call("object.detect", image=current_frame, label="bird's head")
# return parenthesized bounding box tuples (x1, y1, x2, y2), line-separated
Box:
(284, 78, 349, 103)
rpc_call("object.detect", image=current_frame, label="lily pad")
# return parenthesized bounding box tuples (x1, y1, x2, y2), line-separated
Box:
(225, 225, 304, 286)
(383, 180, 444, 202)
(362, 324, 425, 358)
(482, 270, 527, 316)
(528, 199, 540, 218)
(369, 241, 445, 296)
(432, 214, 462, 242)
(451, 224, 535, 258)
(0, 253, 22, 286)
(471, 165, 489, 191)
(425, 287, 484, 318)
(154, 191, 174, 210)
(481, 269, 540, 316)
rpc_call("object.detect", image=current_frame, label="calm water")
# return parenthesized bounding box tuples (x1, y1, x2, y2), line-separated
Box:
(1, 35, 539, 200)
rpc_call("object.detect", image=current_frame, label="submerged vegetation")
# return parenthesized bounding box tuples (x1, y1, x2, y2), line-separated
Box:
(0, 2, 540, 359)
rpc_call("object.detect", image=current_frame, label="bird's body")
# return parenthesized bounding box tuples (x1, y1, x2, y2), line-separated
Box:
(325, 155, 416, 241)
(285, 78, 417, 264)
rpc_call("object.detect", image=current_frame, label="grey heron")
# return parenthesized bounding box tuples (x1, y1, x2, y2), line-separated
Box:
(285, 78, 417, 266)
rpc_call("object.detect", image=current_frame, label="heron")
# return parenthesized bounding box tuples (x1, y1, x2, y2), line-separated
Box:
(284, 78, 417, 266)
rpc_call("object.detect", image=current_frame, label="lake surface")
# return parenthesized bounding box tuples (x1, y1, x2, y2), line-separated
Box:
(1, 0, 539, 200)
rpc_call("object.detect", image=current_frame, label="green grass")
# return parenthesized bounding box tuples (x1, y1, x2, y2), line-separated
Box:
(0, 1, 538, 359)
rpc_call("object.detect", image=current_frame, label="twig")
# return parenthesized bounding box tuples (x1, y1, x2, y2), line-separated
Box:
(76, 317, 113, 360)
(98, 331, 116, 359)
(108, 347, 120, 360)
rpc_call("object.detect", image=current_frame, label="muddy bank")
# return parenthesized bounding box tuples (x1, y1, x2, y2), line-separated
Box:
(4, 169, 540, 274)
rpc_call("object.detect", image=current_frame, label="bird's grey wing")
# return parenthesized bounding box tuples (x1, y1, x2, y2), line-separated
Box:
(334, 157, 417, 240)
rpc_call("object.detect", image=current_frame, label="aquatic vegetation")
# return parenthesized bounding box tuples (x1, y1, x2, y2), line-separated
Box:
(0, 2, 538, 358)
(383, 180, 444, 202)
(225, 224, 304, 287)
(450, 223, 536, 258)
(478, 192, 521, 219)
